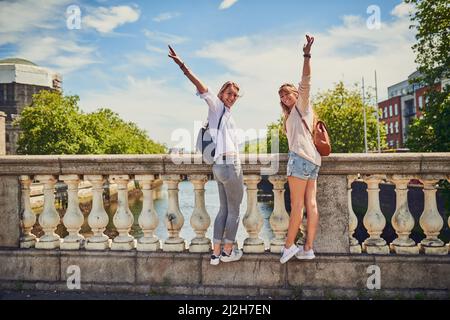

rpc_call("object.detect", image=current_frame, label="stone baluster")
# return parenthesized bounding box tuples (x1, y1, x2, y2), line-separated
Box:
(243, 175, 265, 253)
(188, 175, 211, 253)
(296, 214, 308, 247)
(19, 175, 36, 248)
(390, 175, 418, 254)
(135, 175, 160, 251)
(419, 176, 446, 255)
(362, 175, 389, 254)
(85, 175, 110, 250)
(60, 175, 85, 250)
(268, 175, 289, 253)
(35, 175, 60, 249)
(348, 175, 361, 253)
(162, 175, 185, 252)
(110, 175, 135, 250)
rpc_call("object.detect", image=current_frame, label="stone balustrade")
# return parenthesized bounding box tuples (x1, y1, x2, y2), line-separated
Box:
(0, 153, 448, 257)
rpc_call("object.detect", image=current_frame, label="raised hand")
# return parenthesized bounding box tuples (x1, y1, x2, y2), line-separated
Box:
(303, 35, 314, 55)
(168, 45, 184, 66)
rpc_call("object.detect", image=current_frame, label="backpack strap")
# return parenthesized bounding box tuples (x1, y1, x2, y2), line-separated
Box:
(294, 106, 314, 139)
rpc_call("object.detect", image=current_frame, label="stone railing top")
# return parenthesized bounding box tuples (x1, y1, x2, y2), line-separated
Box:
(0, 153, 448, 176)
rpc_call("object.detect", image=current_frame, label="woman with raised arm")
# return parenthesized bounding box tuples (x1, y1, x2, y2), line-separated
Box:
(168, 45, 244, 265)
(278, 35, 321, 263)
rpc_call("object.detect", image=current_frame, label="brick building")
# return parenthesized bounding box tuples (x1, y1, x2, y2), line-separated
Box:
(378, 71, 447, 149)
(0, 58, 62, 154)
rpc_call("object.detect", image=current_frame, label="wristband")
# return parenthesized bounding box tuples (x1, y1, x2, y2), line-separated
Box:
(303, 54, 311, 58)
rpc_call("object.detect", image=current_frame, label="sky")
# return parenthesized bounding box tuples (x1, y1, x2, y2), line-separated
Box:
(0, 0, 418, 149)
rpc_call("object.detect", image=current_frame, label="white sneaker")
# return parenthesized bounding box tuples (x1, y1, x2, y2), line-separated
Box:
(296, 248, 315, 260)
(280, 244, 299, 264)
(220, 248, 243, 262)
(210, 254, 221, 265)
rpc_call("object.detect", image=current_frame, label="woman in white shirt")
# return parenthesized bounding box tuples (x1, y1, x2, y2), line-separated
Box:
(168, 45, 244, 266)
(278, 35, 321, 263)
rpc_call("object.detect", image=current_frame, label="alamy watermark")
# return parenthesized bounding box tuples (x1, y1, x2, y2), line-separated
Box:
(366, 5, 381, 30)
(66, 265, 81, 290)
(66, 5, 82, 30)
(366, 265, 381, 290)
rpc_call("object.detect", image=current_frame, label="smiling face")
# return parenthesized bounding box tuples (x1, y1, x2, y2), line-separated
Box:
(218, 82, 240, 108)
(279, 87, 298, 110)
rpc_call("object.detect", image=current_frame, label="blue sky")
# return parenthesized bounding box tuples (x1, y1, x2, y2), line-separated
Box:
(0, 0, 417, 149)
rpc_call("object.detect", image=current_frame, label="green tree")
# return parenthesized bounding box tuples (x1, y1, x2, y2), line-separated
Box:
(404, 0, 450, 152)
(14, 90, 167, 155)
(266, 82, 387, 153)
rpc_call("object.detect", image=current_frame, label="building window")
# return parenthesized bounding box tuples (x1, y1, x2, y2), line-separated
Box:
(385, 124, 388, 135)
(418, 96, 423, 109)
(395, 121, 399, 133)
(389, 105, 393, 117)
(394, 103, 398, 115)
(390, 122, 394, 134)
(384, 107, 388, 118)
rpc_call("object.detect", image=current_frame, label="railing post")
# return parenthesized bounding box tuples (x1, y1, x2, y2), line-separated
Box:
(110, 175, 135, 250)
(188, 175, 211, 253)
(84, 175, 110, 250)
(268, 175, 289, 253)
(362, 175, 389, 254)
(419, 176, 447, 255)
(348, 175, 361, 254)
(60, 175, 85, 250)
(389, 175, 419, 254)
(19, 175, 36, 248)
(135, 175, 160, 252)
(34, 175, 60, 249)
(162, 174, 186, 252)
(242, 175, 265, 253)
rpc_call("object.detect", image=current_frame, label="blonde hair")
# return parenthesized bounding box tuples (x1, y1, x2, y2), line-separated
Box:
(218, 81, 240, 101)
(278, 83, 318, 133)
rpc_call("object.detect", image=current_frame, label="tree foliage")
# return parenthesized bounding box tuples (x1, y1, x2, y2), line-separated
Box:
(14, 90, 166, 155)
(404, 0, 450, 152)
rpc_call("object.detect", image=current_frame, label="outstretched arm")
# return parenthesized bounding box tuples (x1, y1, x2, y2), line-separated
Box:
(302, 34, 313, 77)
(168, 45, 207, 94)
(298, 35, 314, 111)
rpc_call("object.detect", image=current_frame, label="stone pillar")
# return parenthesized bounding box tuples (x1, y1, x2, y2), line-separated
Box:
(162, 175, 185, 252)
(268, 175, 289, 253)
(419, 176, 447, 255)
(348, 175, 361, 254)
(188, 175, 211, 253)
(242, 175, 264, 253)
(135, 175, 160, 252)
(35, 175, 60, 249)
(19, 175, 36, 248)
(390, 175, 419, 254)
(60, 175, 85, 250)
(110, 175, 135, 250)
(362, 175, 389, 254)
(0, 112, 5, 155)
(85, 175, 110, 250)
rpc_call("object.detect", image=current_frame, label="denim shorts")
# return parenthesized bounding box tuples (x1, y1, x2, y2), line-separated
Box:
(287, 151, 320, 180)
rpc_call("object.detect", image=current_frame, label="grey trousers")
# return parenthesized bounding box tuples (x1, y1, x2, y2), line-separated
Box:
(212, 161, 244, 244)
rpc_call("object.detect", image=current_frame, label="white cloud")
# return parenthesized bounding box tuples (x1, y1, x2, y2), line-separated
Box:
(144, 30, 188, 45)
(219, 0, 239, 10)
(391, 2, 415, 18)
(153, 12, 181, 22)
(84, 5, 140, 33)
(15, 36, 98, 74)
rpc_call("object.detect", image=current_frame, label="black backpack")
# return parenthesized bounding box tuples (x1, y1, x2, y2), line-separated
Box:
(195, 107, 226, 164)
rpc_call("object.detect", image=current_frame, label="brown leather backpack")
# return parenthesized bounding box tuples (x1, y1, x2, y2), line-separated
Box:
(295, 106, 331, 156)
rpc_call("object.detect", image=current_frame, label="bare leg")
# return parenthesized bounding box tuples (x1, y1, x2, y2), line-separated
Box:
(304, 179, 319, 251)
(285, 176, 308, 248)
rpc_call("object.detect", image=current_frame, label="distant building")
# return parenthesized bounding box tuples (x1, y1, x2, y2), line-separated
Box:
(0, 58, 62, 154)
(378, 71, 444, 149)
